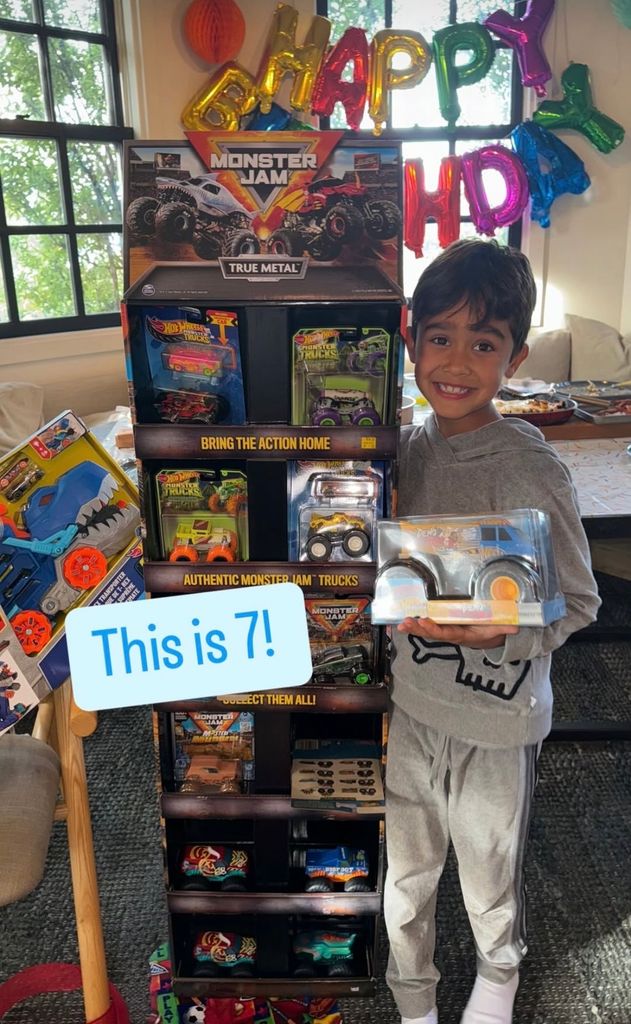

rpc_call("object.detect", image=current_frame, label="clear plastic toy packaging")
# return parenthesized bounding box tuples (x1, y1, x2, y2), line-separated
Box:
(371, 510, 567, 626)
(139, 306, 246, 425)
(288, 461, 384, 563)
(155, 468, 248, 562)
(305, 596, 376, 685)
(292, 326, 392, 426)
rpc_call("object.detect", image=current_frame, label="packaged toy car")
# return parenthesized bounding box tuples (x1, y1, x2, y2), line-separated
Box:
(288, 462, 384, 564)
(296, 846, 371, 893)
(155, 468, 248, 562)
(292, 327, 391, 426)
(192, 930, 256, 978)
(292, 930, 357, 977)
(0, 411, 140, 667)
(129, 305, 246, 425)
(173, 711, 254, 792)
(178, 845, 250, 892)
(304, 596, 376, 686)
(371, 510, 567, 626)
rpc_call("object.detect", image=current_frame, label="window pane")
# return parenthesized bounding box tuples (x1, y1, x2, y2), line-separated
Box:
(327, 0, 385, 43)
(0, 137, 64, 225)
(43, 0, 102, 32)
(457, 0, 509, 22)
(49, 38, 111, 125)
(0, 1, 33, 18)
(10, 234, 75, 319)
(455, 47, 513, 126)
(392, 0, 450, 41)
(402, 140, 451, 185)
(77, 231, 122, 314)
(0, 30, 45, 120)
(0, 263, 8, 322)
(68, 142, 122, 224)
(403, 220, 509, 298)
(392, 64, 443, 129)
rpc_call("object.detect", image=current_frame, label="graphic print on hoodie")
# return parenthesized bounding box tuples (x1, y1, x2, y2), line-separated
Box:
(408, 635, 532, 702)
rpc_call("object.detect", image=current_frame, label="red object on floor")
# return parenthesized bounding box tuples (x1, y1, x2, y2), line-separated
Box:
(0, 963, 130, 1023)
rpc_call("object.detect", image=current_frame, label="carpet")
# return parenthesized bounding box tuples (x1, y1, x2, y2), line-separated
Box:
(0, 572, 629, 1024)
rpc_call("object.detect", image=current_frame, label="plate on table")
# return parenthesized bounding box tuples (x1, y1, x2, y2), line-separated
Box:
(574, 398, 631, 425)
(494, 395, 577, 426)
(553, 380, 631, 401)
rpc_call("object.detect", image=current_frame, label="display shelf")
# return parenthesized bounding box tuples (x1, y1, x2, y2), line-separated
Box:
(144, 560, 377, 595)
(158, 684, 389, 715)
(134, 423, 399, 460)
(162, 793, 385, 821)
(167, 890, 381, 915)
(172, 973, 377, 999)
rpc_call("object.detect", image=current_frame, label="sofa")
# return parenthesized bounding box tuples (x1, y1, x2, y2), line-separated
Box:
(518, 314, 631, 385)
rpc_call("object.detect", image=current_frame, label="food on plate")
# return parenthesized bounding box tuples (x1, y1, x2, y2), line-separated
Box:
(494, 397, 566, 415)
(598, 399, 631, 416)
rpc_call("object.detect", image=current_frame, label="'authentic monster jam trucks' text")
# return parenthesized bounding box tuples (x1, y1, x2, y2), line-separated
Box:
(126, 174, 260, 260)
(268, 177, 401, 262)
(0, 461, 139, 654)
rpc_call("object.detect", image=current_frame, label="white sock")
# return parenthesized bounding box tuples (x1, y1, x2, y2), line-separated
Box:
(461, 973, 519, 1024)
(402, 1010, 438, 1024)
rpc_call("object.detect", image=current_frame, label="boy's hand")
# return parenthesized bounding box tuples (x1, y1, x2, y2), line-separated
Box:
(397, 616, 518, 649)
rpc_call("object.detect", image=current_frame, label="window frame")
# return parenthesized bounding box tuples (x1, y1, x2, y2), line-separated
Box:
(315, 0, 524, 253)
(0, 0, 133, 339)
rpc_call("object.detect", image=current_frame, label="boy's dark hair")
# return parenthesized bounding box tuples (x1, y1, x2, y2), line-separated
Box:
(411, 238, 537, 354)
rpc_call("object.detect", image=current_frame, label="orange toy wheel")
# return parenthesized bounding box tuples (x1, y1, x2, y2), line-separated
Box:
(170, 544, 199, 562)
(62, 546, 108, 589)
(11, 610, 52, 655)
(489, 575, 521, 602)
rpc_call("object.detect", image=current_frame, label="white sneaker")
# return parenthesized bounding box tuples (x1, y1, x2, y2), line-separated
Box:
(461, 973, 519, 1024)
(402, 1010, 438, 1024)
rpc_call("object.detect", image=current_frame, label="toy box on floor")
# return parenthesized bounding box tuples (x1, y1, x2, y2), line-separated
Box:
(0, 410, 143, 707)
(149, 943, 344, 1024)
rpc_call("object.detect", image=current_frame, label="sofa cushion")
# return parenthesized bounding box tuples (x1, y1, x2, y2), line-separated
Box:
(567, 314, 631, 382)
(517, 327, 572, 383)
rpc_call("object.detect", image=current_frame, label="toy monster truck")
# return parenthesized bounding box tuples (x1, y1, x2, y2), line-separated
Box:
(208, 478, 247, 517)
(125, 173, 260, 259)
(156, 391, 229, 425)
(292, 930, 357, 977)
(169, 525, 238, 563)
(302, 846, 371, 893)
(312, 644, 372, 685)
(0, 461, 139, 654)
(305, 512, 371, 562)
(192, 930, 256, 978)
(178, 844, 250, 892)
(341, 335, 387, 375)
(267, 176, 401, 261)
(310, 389, 381, 427)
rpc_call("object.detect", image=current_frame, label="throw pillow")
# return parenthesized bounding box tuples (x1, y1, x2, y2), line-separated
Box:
(0, 381, 45, 456)
(567, 314, 631, 382)
(517, 327, 572, 383)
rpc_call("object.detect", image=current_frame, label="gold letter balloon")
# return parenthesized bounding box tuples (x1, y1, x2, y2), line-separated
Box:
(181, 62, 257, 131)
(256, 3, 331, 115)
(368, 30, 432, 136)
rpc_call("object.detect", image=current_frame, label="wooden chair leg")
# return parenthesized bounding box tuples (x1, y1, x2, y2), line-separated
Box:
(53, 681, 111, 1023)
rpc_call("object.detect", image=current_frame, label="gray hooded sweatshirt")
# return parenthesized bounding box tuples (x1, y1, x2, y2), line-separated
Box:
(390, 414, 601, 747)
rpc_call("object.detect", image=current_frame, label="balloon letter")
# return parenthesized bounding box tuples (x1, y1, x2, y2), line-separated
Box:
(256, 3, 331, 114)
(368, 30, 432, 136)
(181, 62, 256, 131)
(404, 156, 462, 257)
(484, 0, 555, 97)
(511, 121, 590, 228)
(461, 145, 530, 236)
(311, 27, 369, 131)
(532, 63, 625, 154)
(432, 23, 495, 124)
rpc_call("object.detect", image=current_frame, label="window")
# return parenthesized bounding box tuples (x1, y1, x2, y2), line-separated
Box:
(316, 0, 524, 295)
(0, 0, 132, 337)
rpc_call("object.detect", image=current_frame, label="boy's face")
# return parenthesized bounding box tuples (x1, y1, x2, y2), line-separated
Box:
(407, 302, 528, 437)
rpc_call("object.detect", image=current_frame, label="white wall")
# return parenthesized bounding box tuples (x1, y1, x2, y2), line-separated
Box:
(3, 0, 631, 421)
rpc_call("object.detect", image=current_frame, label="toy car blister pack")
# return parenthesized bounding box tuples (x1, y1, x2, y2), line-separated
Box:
(133, 305, 246, 425)
(173, 710, 254, 793)
(292, 327, 392, 427)
(0, 411, 141, 673)
(155, 468, 248, 562)
(371, 510, 567, 626)
(288, 461, 384, 564)
(305, 597, 375, 686)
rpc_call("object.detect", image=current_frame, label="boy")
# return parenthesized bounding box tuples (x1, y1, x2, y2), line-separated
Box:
(385, 238, 600, 1024)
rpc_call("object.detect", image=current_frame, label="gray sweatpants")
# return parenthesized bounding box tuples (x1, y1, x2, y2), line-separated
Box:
(384, 704, 539, 1019)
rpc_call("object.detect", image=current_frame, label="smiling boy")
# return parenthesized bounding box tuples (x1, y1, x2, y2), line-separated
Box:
(384, 239, 600, 1024)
